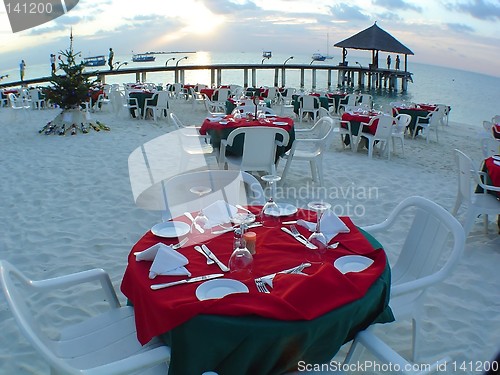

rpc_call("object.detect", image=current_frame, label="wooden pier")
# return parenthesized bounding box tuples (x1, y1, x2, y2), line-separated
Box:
(0, 63, 412, 91)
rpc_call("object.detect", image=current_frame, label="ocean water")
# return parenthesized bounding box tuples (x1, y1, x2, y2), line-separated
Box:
(2, 51, 499, 127)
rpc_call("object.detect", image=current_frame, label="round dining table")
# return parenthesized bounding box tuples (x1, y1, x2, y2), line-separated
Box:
(121, 206, 394, 375)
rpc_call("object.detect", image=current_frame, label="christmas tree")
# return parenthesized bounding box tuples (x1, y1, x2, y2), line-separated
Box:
(45, 31, 93, 109)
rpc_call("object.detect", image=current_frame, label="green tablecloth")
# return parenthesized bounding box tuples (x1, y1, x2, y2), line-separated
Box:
(397, 108, 430, 134)
(292, 95, 329, 115)
(161, 230, 394, 375)
(207, 125, 295, 160)
(129, 91, 155, 118)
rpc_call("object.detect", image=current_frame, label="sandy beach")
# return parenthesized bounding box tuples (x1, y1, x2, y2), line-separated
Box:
(0, 97, 499, 374)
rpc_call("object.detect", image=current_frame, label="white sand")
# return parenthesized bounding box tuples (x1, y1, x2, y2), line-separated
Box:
(0, 98, 499, 374)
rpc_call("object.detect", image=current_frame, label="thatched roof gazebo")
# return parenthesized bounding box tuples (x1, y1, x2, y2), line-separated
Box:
(334, 22, 414, 72)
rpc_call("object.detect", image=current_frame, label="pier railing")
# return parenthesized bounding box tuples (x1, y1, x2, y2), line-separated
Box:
(0, 63, 412, 91)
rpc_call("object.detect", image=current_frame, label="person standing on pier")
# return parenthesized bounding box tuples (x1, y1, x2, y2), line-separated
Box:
(19, 60, 26, 81)
(108, 48, 114, 70)
(50, 54, 56, 74)
(386, 55, 391, 69)
(395, 55, 400, 70)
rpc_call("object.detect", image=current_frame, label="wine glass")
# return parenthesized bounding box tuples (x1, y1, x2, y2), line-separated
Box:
(307, 201, 332, 254)
(260, 174, 281, 227)
(229, 228, 253, 276)
(189, 186, 212, 233)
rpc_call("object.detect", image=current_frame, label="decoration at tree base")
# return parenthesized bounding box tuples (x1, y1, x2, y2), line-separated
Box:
(39, 112, 110, 136)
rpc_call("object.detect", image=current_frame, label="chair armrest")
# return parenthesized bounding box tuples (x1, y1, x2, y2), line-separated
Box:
(83, 345, 171, 375)
(476, 171, 500, 192)
(32, 268, 120, 309)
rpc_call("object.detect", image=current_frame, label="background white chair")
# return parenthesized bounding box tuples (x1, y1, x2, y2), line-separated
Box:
(281, 117, 334, 185)
(348, 196, 465, 363)
(337, 93, 358, 114)
(144, 91, 169, 121)
(203, 94, 226, 115)
(0, 260, 171, 375)
(357, 114, 395, 159)
(452, 149, 500, 236)
(298, 95, 320, 122)
(480, 137, 500, 158)
(413, 109, 443, 143)
(28, 88, 45, 110)
(219, 126, 289, 175)
(392, 113, 411, 156)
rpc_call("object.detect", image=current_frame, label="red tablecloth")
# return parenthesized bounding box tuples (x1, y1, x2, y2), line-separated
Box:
(200, 88, 216, 99)
(485, 157, 500, 189)
(121, 207, 387, 345)
(199, 115, 294, 135)
(341, 112, 379, 135)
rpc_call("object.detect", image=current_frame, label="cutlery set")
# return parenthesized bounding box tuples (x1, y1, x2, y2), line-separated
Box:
(254, 263, 311, 293)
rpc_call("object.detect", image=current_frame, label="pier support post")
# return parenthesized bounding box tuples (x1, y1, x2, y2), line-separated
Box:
(312, 69, 317, 90)
(210, 69, 216, 87)
(243, 69, 249, 88)
(274, 68, 279, 88)
(251, 68, 256, 88)
(217, 68, 222, 87)
(135, 72, 140, 83)
(300, 69, 305, 90)
(327, 69, 332, 90)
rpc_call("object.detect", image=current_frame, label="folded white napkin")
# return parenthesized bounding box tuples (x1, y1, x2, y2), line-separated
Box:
(297, 211, 350, 242)
(206, 116, 224, 122)
(494, 160, 500, 166)
(135, 243, 191, 279)
(202, 200, 238, 228)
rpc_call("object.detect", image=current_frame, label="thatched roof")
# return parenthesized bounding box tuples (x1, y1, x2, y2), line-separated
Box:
(334, 22, 414, 55)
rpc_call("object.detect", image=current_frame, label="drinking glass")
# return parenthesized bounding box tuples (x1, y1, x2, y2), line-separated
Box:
(307, 201, 332, 253)
(260, 174, 281, 227)
(229, 225, 253, 276)
(189, 186, 212, 233)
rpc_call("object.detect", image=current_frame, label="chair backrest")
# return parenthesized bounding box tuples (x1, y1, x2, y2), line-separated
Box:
(109, 90, 124, 114)
(169, 112, 187, 129)
(480, 137, 500, 158)
(483, 120, 493, 132)
(373, 115, 395, 138)
(311, 117, 335, 152)
(162, 170, 266, 220)
(358, 94, 373, 108)
(394, 113, 411, 133)
(454, 149, 476, 208)
(226, 126, 289, 172)
(492, 115, 500, 124)
(214, 88, 230, 102)
(300, 95, 319, 110)
(156, 91, 169, 108)
(345, 94, 359, 106)
(364, 196, 465, 295)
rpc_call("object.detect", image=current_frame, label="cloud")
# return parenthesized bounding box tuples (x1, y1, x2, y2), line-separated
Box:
(448, 0, 500, 21)
(372, 0, 422, 12)
(446, 22, 475, 33)
(328, 4, 370, 21)
(199, 0, 259, 14)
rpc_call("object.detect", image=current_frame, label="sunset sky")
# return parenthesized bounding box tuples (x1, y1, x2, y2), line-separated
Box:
(1, 0, 499, 77)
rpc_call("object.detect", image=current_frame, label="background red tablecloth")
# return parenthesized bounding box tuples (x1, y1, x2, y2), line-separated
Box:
(121, 208, 387, 344)
(199, 115, 294, 135)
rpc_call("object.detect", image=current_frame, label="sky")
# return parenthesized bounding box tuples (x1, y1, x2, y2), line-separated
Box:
(0, 0, 499, 77)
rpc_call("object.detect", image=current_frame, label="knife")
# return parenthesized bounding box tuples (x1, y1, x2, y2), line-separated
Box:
(211, 222, 263, 235)
(150, 273, 224, 290)
(201, 244, 230, 272)
(184, 212, 204, 233)
(194, 245, 215, 264)
(281, 227, 318, 249)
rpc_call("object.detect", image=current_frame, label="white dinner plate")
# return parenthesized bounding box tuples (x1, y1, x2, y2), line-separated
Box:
(195, 279, 249, 300)
(273, 121, 288, 126)
(334, 255, 374, 274)
(151, 221, 190, 238)
(492, 155, 500, 161)
(277, 203, 298, 216)
(219, 121, 228, 125)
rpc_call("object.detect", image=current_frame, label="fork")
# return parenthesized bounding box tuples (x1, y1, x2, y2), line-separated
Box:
(255, 278, 270, 293)
(290, 225, 316, 247)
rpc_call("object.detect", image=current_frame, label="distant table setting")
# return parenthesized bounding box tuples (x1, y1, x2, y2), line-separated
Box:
(128, 90, 155, 118)
(199, 114, 295, 156)
(121, 203, 394, 374)
(484, 155, 500, 198)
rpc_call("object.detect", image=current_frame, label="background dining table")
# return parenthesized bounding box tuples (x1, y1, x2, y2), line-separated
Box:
(199, 115, 295, 158)
(121, 207, 394, 375)
(128, 90, 155, 118)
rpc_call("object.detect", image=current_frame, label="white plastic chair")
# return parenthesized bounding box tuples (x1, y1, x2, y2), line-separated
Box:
(7, 93, 30, 119)
(281, 117, 334, 185)
(29, 88, 45, 110)
(413, 109, 442, 143)
(298, 95, 320, 122)
(202, 94, 226, 115)
(392, 113, 411, 156)
(160, 170, 266, 221)
(344, 328, 448, 375)
(357, 114, 395, 159)
(452, 149, 500, 236)
(219, 126, 289, 175)
(349, 196, 465, 362)
(0, 260, 171, 375)
(144, 91, 169, 121)
(337, 93, 358, 114)
(480, 137, 500, 158)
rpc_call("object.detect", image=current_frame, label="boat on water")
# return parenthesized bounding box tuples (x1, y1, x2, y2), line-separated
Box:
(311, 52, 334, 62)
(83, 56, 106, 67)
(132, 54, 156, 62)
(262, 51, 272, 59)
